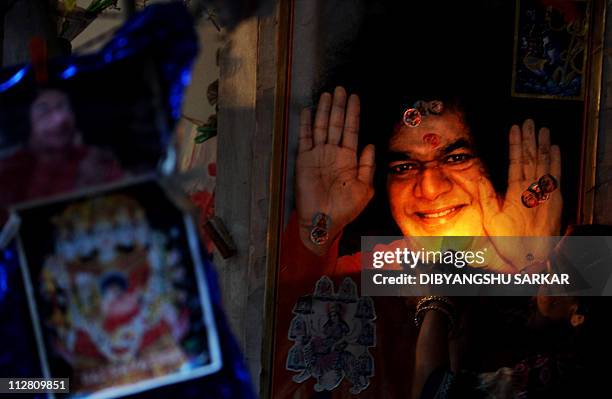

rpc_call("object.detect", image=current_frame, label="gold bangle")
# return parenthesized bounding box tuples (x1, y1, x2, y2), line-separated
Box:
(416, 295, 455, 312)
(414, 304, 455, 330)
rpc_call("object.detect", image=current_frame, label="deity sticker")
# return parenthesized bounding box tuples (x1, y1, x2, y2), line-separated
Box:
(402, 108, 422, 127)
(15, 179, 222, 398)
(402, 100, 445, 128)
(521, 174, 559, 208)
(286, 276, 376, 395)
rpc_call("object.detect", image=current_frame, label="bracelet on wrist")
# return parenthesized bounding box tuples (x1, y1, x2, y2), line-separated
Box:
(416, 295, 455, 313)
(414, 304, 455, 330)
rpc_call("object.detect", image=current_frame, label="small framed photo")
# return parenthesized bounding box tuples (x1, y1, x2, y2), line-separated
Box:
(15, 178, 222, 398)
(0, 56, 169, 210)
(511, 0, 591, 100)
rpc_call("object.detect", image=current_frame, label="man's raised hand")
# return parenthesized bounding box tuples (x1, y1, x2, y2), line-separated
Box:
(296, 87, 375, 254)
(478, 119, 562, 271)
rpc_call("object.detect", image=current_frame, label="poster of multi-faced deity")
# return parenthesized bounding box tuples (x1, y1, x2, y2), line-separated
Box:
(16, 179, 221, 398)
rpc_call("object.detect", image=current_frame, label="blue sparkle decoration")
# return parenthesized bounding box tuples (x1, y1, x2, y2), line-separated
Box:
(0, 262, 7, 302)
(0, 66, 28, 92)
(0, 2, 198, 130)
(61, 65, 78, 79)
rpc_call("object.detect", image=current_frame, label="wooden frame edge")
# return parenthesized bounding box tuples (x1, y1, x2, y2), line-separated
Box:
(260, 0, 294, 397)
(579, 0, 606, 224)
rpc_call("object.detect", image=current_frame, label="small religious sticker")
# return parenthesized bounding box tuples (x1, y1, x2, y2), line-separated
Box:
(286, 276, 376, 395)
(14, 178, 222, 398)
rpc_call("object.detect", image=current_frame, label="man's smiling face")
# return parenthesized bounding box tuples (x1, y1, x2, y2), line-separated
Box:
(386, 110, 489, 236)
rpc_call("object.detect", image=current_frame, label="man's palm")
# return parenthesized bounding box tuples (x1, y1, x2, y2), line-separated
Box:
(297, 144, 373, 231)
(295, 87, 375, 252)
(478, 119, 562, 271)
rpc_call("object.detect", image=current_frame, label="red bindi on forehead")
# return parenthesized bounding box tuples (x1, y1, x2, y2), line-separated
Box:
(389, 114, 472, 155)
(422, 133, 441, 148)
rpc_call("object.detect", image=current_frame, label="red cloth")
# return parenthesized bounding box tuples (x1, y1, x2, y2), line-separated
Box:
(0, 146, 123, 208)
(272, 213, 417, 398)
(74, 329, 106, 359)
(190, 190, 215, 253)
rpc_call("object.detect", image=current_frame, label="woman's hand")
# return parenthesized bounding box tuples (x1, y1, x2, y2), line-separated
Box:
(296, 87, 376, 254)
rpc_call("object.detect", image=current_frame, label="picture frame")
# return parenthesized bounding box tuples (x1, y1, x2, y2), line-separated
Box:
(511, 0, 591, 100)
(15, 177, 222, 398)
(261, 0, 608, 396)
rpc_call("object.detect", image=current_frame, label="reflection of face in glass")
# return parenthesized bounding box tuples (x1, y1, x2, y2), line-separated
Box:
(29, 89, 77, 152)
(386, 111, 487, 236)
